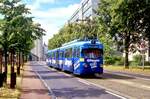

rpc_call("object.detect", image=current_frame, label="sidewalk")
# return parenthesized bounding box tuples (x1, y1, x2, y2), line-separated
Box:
(20, 63, 51, 99)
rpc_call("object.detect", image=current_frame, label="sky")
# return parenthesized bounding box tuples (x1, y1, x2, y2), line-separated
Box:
(22, 0, 81, 44)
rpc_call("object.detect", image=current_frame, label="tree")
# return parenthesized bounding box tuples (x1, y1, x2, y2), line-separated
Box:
(96, 0, 144, 68)
(0, 0, 45, 82)
(131, 0, 150, 55)
(96, 0, 118, 63)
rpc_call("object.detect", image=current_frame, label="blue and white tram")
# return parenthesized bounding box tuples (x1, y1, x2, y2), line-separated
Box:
(46, 39, 103, 75)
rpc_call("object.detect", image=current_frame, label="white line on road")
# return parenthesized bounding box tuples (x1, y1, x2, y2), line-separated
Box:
(63, 73, 71, 77)
(35, 71, 57, 99)
(105, 91, 127, 99)
(78, 79, 91, 85)
(76, 78, 132, 99)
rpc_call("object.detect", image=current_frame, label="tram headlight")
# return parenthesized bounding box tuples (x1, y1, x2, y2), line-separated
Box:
(80, 58, 84, 62)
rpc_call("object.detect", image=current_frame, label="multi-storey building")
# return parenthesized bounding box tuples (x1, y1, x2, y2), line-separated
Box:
(68, 0, 99, 23)
(30, 38, 44, 61)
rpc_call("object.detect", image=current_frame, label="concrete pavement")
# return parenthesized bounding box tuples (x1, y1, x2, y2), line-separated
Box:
(20, 62, 50, 99)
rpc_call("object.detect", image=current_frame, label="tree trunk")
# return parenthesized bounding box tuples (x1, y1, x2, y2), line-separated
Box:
(124, 35, 130, 69)
(124, 46, 129, 68)
(0, 50, 2, 73)
(10, 51, 16, 88)
(4, 50, 8, 82)
(17, 52, 21, 75)
(148, 40, 150, 59)
(26, 55, 28, 62)
(11, 51, 14, 74)
(22, 54, 24, 68)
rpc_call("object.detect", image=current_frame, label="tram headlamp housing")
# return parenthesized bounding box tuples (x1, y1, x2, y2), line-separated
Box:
(80, 58, 84, 62)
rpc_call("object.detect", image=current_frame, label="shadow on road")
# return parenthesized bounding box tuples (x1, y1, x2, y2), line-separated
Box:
(53, 87, 108, 98)
(76, 73, 135, 80)
(37, 70, 57, 74)
(101, 73, 134, 79)
(40, 75, 73, 80)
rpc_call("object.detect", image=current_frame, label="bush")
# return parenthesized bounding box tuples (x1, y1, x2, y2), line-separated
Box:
(130, 55, 142, 66)
(130, 55, 150, 66)
(133, 55, 142, 62)
(144, 61, 150, 66)
(104, 56, 115, 65)
(104, 55, 123, 65)
(115, 57, 124, 66)
(130, 61, 139, 66)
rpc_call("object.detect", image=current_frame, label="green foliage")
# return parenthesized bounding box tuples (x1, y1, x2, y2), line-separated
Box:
(104, 56, 116, 65)
(48, 21, 98, 49)
(0, 0, 45, 74)
(130, 55, 147, 66)
(96, 0, 150, 67)
(130, 55, 144, 66)
(0, 0, 45, 52)
(133, 55, 142, 63)
(114, 56, 124, 66)
(104, 55, 123, 65)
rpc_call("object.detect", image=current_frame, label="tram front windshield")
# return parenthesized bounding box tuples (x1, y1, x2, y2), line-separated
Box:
(82, 48, 102, 59)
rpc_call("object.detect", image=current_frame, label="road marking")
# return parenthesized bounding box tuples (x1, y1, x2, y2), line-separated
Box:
(78, 79, 90, 85)
(76, 78, 132, 99)
(35, 71, 57, 99)
(106, 91, 127, 99)
(63, 73, 71, 77)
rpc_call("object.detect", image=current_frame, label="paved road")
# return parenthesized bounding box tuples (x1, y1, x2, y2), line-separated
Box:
(29, 61, 126, 99)
(105, 70, 150, 80)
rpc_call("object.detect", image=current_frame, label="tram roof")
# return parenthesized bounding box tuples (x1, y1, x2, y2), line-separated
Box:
(60, 40, 103, 49)
(47, 39, 103, 53)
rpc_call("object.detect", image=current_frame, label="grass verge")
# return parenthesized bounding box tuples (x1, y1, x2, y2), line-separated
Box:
(0, 66, 24, 99)
(104, 65, 150, 75)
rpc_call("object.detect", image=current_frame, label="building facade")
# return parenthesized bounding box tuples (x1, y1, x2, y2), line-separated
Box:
(68, 0, 100, 23)
(43, 43, 48, 61)
(30, 38, 44, 61)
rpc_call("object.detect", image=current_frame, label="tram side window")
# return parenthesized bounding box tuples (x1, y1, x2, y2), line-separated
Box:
(76, 47, 80, 57)
(52, 52, 55, 58)
(49, 54, 51, 58)
(69, 48, 72, 58)
(73, 48, 76, 58)
(56, 51, 59, 59)
(65, 49, 69, 58)
(65, 48, 72, 58)
(51, 53, 53, 58)
(59, 52, 63, 58)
